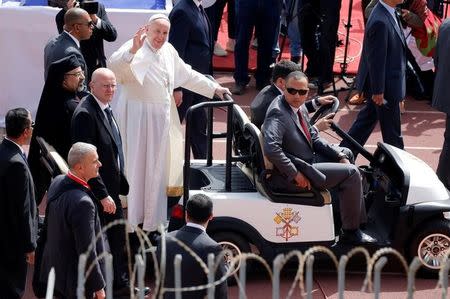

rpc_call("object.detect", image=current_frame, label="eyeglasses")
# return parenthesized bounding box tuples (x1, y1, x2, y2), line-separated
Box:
(101, 84, 117, 89)
(286, 87, 309, 96)
(28, 121, 35, 129)
(76, 21, 94, 27)
(65, 71, 85, 78)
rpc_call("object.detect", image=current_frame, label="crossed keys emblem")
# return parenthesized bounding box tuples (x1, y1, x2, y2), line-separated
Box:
(273, 208, 301, 241)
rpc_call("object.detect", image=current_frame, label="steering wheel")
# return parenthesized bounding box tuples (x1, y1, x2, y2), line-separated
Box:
(309, 96, 340, 125)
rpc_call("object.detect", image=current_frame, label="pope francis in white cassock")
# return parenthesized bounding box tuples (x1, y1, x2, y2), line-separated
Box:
(109, 14, 230, 232)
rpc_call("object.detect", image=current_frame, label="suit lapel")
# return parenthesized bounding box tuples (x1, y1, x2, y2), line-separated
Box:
(378, 4, 406, 48)
(188, 0, 211, 49)
(88, 96, 118, 146)
(282, 97, 312, 147)
(3, 139, 36, 191)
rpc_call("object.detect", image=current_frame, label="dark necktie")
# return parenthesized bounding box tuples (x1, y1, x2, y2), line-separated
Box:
(20, 151, 28, 165)
(104, 106, 124, 171)
(297, 110, 312, 143)
(199, 5, 210, 36)
(394, 11, 406, 44)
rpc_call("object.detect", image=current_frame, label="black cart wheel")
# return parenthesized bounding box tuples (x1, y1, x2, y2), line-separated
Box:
(212, 232, 251, 278)
(409, 219, 450, 277)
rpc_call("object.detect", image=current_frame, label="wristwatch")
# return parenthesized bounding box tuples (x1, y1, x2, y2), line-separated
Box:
(313, 96, 321, 107)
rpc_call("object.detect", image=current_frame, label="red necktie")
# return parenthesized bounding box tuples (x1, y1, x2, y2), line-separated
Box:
(297, 110, 311, 143)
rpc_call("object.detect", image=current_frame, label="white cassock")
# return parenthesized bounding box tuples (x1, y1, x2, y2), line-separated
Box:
(109, 39, 218, 231)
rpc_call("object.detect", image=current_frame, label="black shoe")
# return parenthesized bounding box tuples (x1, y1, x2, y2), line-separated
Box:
(231, 83, 246, 95)
(339, 229, 377, 245)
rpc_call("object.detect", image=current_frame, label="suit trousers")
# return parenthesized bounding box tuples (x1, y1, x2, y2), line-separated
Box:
(437, 114, 450, 189)
(233, 0, 281, 86)
(102, 199, 128, 288)
(0, 258, 27, 299)
(205, 0, 235, 41)
(270, 163, 366, 230)
(177, 90, 208, 159)
(340, 98, 404, 157)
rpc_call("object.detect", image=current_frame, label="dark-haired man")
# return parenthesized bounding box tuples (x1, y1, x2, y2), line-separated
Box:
(0, 108, 37, 298)
(250, 60, 335, 130)
(157, 194, 228, 299)
(263, 71, 374, 245)
(251, 60, 353, 162)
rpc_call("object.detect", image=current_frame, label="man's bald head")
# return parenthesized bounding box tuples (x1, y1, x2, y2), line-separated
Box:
(91, 68, 115, 83)
(89, 68, 117, 104)
(64, 7, 89, 27)
(63, 7, 93, 40)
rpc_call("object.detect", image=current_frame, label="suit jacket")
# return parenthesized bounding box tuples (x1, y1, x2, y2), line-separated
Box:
(432, 18, 450, 115)
(71, 95, 129, 204)
(263, 96, 341, 186)
(0, 138, 37, 268)
(44, 31, 87, 80)
(55, 3, 117, 81)
(355, 2, 406, 102)
(250, 84, 317, 129)
(157, 225, 227, 299)
(39, 175, 105, 298)
(169, 0, 214, 75)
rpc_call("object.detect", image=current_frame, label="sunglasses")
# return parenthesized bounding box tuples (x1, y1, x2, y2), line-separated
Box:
(76, 21, 94, 27)
(286, 87, 309, 96)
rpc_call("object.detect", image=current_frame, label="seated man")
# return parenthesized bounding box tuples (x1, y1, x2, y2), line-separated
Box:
(263, 71, 375, 245)
(157, 193, 227, 299)
(250, 60, 334, 130)
(252, 60, 353, 162)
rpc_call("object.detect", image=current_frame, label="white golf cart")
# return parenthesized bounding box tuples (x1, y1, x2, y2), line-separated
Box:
(169, 95, 450, 276)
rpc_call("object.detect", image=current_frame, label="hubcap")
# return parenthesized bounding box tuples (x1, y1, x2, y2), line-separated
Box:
(219, 241, 242, 275)
(417, 233, 450, 269)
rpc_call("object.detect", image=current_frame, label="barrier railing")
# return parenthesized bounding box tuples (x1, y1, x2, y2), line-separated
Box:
(41, 223, 450, 299)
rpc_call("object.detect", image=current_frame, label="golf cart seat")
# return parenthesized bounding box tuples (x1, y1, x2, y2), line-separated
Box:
(35, 136, 69, 177)
(243, 123, 331, 206)
(232, 104, 252, 161)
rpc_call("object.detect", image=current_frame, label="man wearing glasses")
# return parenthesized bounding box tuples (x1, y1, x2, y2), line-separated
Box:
(55, 0, 117, 82)
(262, 71, 375, 245)
(28, 54, 85, 204)
(0, 108, 37, 299)
(44, 7, 93, 80)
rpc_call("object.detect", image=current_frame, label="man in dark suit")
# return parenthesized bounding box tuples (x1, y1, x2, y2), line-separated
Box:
(263, 71, 375, 245)
(251, 60, 334, 130)
(55, 1, 117, 82)
(0, 108, 37, 298)
(169, 0, 214, 158)
(157, 193, 227, 299)
(44, 7, 93, 79)
(251, 60, 354, 162)
(340, 0, 406, 156)
(39, 142, 106, 299)
(71, 68, 133, 296)
(432, 18, 450, 190)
